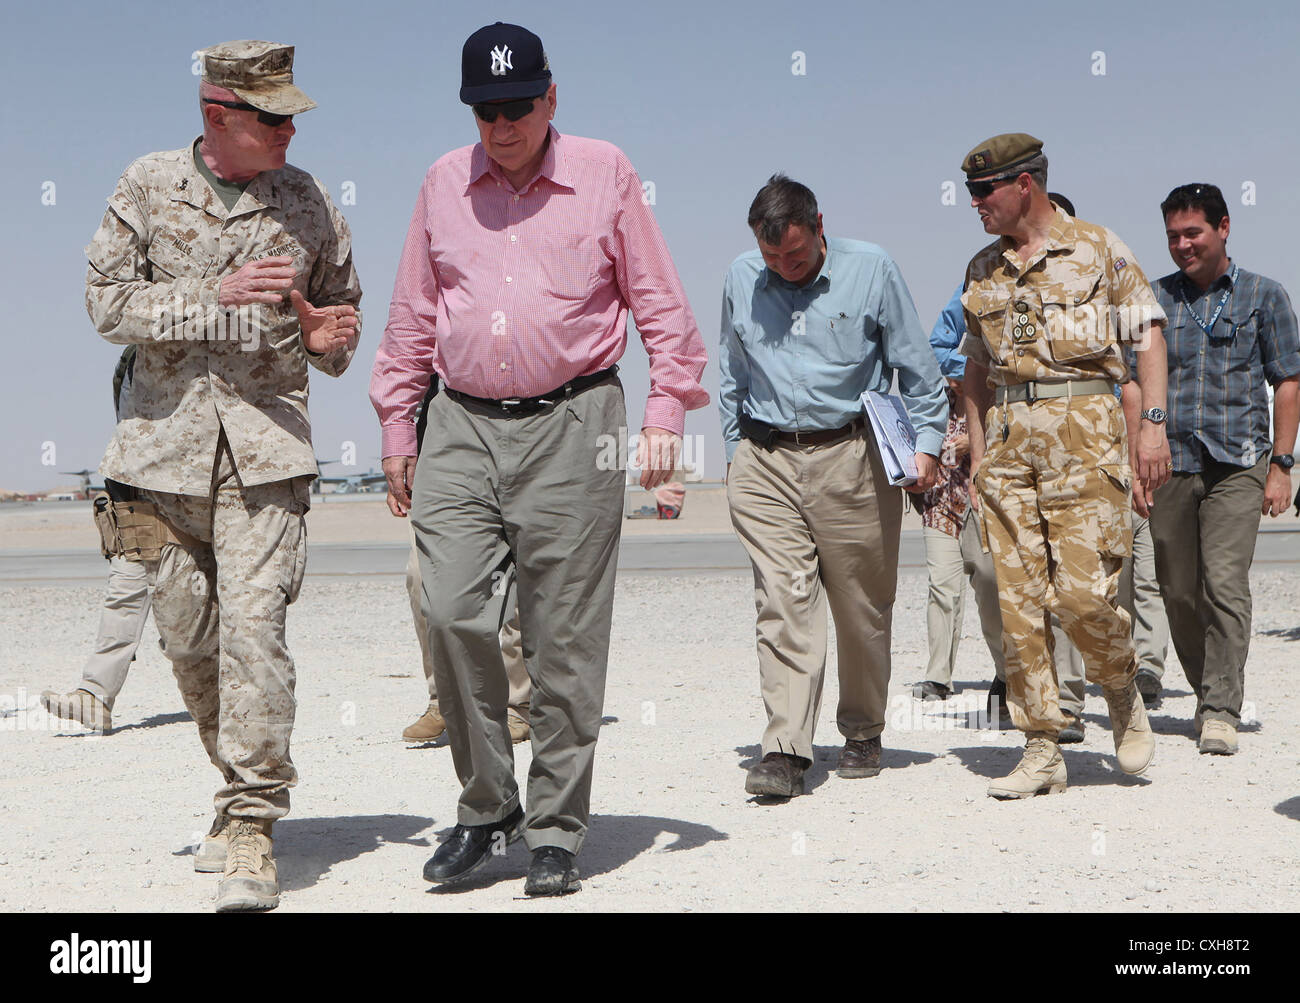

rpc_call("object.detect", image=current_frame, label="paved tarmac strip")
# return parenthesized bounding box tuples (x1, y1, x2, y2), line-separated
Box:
(5, 525, 1300, 585)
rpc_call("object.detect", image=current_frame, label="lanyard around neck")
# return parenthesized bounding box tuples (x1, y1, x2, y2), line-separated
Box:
(1181, 264, 1239, 336)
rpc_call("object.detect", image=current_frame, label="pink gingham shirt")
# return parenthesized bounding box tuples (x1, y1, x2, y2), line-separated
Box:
(370, 127, 710, 458)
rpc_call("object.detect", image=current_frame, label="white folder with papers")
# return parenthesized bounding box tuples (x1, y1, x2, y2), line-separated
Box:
(860, 390, 919, 487)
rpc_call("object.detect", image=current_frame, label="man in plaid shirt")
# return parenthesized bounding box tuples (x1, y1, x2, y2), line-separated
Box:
(1140, 183, 1300, 756)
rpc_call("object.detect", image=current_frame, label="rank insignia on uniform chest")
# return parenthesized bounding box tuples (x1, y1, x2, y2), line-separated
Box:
(1011, 300, 1037, 342)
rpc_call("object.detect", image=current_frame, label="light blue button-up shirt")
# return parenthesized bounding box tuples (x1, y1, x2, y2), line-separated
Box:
(930, 283, 967, 381)
(719, 237, 947, 461)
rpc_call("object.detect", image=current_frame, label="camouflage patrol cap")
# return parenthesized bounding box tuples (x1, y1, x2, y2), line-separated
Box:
(962, 133, 1046, 180)
(200, 40, 317, 115)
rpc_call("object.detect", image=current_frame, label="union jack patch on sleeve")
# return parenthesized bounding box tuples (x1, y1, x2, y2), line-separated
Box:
(1115, 258, 1127, 271)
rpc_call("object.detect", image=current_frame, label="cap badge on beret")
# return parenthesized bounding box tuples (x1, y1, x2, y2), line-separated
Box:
(971, 152, 989, 171)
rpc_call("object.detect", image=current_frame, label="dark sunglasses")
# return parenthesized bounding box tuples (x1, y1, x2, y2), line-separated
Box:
(472, 97, 537, 123)
(965, 175, 1018, 199)
(203, 99, 292, 128)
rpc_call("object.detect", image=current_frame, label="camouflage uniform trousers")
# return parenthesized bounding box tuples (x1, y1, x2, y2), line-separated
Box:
(142, 432, 309, 820)
(974, 392, 1137, 737)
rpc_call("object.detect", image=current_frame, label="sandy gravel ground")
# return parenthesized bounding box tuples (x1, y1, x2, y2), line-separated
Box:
(1, 497, 1297, 913)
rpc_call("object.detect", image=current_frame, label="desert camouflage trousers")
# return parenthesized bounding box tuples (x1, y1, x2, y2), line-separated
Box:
(973, 392, 1137, 737)
(142, 430, 310, 819)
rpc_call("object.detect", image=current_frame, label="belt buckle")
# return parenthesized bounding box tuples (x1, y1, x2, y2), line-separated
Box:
(792, 429, 811, 446)
(499, 397, 523, 410)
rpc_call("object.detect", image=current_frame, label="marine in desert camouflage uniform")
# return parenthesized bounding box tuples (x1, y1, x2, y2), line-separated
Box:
(957, 134, 1170, 798)
(85, 40, 361, 910)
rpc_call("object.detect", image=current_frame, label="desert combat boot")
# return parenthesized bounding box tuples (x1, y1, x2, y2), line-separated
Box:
(987, 737, 1068, 799)
(402, 700, 446, 742)
(40, 688, 111, 733)
(215, 819, 279, 912)
(193, 814, 232, 873)
(1103, 681, 1155, 775)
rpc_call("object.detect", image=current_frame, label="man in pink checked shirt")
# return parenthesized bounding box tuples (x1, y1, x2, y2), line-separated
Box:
(369, 22, 709, 897)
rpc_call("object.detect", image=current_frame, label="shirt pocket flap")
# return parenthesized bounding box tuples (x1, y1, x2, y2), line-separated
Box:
(962, 289, 1006, 319)
(145, 236, 201, 281)
(1046, 268, 1112, 362)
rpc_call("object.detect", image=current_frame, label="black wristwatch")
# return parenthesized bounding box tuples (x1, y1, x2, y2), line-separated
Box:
(1140, 407, 1167, 425)
(1271, 454, 1295, 471)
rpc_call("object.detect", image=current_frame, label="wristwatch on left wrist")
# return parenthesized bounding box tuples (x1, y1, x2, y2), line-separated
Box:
(1140, 407, 1167, 425)
(1271, 454, 1295, 471)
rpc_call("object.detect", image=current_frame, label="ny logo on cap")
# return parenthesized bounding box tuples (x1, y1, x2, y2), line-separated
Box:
(490, 45, 513, 76)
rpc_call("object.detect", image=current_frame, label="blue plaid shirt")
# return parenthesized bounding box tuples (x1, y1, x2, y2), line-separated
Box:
(1147, 264, 1300, 473)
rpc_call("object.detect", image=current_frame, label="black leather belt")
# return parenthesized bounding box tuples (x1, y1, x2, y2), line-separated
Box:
(772, 418, 863, 447)
(445, 365, 618, 415)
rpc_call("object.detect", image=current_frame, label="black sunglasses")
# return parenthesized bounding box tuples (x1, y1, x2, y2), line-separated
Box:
(965, 175, 1018, 199)
(203, 99, 292, 128)
(472, 97, 537, 123)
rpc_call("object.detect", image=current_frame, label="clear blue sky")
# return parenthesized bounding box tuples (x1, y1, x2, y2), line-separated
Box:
(3, 0, 1297, 489)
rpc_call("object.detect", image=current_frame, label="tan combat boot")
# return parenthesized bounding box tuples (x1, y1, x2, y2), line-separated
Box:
(40, 689, 111, 733)
(215, 819, 278, 912)
(402, 700, 445, 743)
(987, 737, 1067, 799)
(1198, 719, 1238, 756)
(508, 708, 530, 744)
(1103, 682, 1155, 775)
(193, 814, 231, 873)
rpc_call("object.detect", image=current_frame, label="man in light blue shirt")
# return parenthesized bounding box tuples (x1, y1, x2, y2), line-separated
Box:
(930, 285, 969, 381)
(721, 174, 946, 798)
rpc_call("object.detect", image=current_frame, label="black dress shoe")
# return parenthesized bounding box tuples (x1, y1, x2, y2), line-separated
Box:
(912, 680, 953, 701)
(986, 678, 1010, 727)
(1058, 712, 1085, 744)
(744, 752, 807, 798)
(423, 805, 524, 884)
(524, 846, 581, 896)
(1135, 669, 1162, 707)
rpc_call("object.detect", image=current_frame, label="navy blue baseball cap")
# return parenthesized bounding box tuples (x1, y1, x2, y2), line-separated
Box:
(460, 22, 551, 104)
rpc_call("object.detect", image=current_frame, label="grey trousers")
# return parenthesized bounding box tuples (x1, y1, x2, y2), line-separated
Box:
(405, 530, 530, 714)
(1117, 512, 1169, 679)
(924, 509, 1083, 716)
(1149, 454, 1268, 726)
(411, 381, 625, 854)
(80, 556, 155, 710)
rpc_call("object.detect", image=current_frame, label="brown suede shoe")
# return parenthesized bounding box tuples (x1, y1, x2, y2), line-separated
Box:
(744, 752, 806, 798)
(837, 737, 881, 778)
(402, 701, 445, 743)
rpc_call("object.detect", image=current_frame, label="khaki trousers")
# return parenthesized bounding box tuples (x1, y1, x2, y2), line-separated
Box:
(79, 556, 154, 710)
(405, 529, 530, 713)
(727, 430, 901, 762)
(411, 381, 625, 854)
(144, 432, 309, 819)
(1118, 512, 1170, 679)
(1149, 454, 1267, 725)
